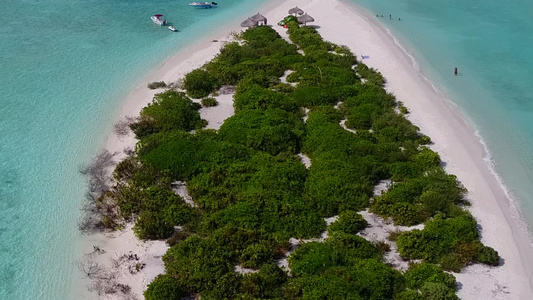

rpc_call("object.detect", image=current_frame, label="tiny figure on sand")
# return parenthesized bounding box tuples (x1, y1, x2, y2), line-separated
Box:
(454, 67, 458, 75)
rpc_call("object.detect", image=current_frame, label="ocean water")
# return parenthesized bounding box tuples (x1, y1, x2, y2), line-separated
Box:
(351, 0, 533, 228)
(0, 0, 263, 299)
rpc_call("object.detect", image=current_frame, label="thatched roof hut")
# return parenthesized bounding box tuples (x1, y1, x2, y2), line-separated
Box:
(297, 13, 315, 25)
(241, 18, 258, 28)
(288, 6, 304, 16)
(250, 12, 267, 25)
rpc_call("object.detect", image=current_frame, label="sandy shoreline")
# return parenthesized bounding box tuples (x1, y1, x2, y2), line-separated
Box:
(78, 0, 533, 298)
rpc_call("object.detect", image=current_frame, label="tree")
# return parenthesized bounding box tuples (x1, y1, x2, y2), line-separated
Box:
(144, 274, 187, 300)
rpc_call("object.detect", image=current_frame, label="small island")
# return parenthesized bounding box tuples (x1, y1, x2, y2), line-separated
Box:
(80, 19, 499, 300)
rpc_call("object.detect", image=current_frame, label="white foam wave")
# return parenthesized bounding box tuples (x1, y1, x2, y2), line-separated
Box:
(474, 128, 533, 239)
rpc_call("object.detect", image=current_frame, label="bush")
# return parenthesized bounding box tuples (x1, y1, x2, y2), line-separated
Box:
(184, 69, 218, 98)
(396, 214, 484, 271)
(240, 243, 275, 269)
(285, 258, 403, 299)
(163, 234, 237, 295)
(395, 290, 424, 300)
(130, 90, 204, 139)
(144, 274, 186, 300)
(475, 244, 499, 266)
(420, 282, 459, 300)
(167, 230, 191, 247)
(240, 264, 287, 298)
(412, 147, 441, 170)
(404, 263, 456, 290)
(439, 252, 468, 272)
(130, 187, 198, 240)
(201, 97, 218, 107)
(218, 109, 304, 155)
(289, 233, 381, 277)
(398, 101, 409, 114)
(147, 81, 167, 89)
(356, 63, 385, 86)
(328, 210, 368, 235)
(233, 84, 297, 112)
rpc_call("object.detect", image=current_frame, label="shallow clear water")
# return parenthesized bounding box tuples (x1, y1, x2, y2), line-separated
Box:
(0, 0, 263, 298)
(352, 0, 533, 227)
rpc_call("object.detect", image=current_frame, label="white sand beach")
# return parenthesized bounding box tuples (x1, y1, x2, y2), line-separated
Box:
(80, 0, 533, 298)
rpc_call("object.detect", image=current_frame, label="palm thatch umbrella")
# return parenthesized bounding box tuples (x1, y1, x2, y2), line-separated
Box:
(241, 18, 258, 28)
(288, 6, 304, 16)
(250, 12, 267, 25)
(297, 13, 315, 25)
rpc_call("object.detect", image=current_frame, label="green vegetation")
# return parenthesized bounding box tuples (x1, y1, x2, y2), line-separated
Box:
(87, 22, 499, 299)
(144, 274, 186, 300)
(129, 90, 205, 139)
(147, 81, 167, 89)
(201, 97, 218, 107)
(328, 210, 368, 235)
(397, 214, 499, 271)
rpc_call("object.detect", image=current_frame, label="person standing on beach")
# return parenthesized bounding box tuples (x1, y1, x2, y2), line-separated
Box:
(454, 67, 458, 75)
(389, 14, 392, 19)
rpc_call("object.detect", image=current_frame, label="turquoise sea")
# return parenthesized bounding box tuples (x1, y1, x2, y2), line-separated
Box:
(0, 0, 264, 299)
(351, 0, 533, 225)
(1, 0, 533, 298)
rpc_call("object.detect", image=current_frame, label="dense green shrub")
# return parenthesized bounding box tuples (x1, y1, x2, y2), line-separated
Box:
(240, 264, 287, 298)
(144, 274, 186, 300)
(184, 69, 218, 98)
(291, 85, 342, 106)
(130, 90, 204, 139)
(404, 263, 456, 290)
(396, 214, 478, 261)
(239, 243, 276, 268)
(218, 109, 304, 155)
(396, 214, 497, 271)
(475, 244, 499, 266)
(188, 152, 325, 238)
(163, 233, 238, 295)
(420, 282, 459, 300)
(289, 233, 381, 276)
(328, 210, 368, 235)
(233, 84, 297, 112)
(201, 97, 218, 107)
(129, 187, 198, 240)
(371, 169, 467, 225)
(372, 111, 421, 143)
(395, 290, 424, 300)
(286, 259, 404, 299)
(242, 26, 281, 48)
(356, 63, 386, 86)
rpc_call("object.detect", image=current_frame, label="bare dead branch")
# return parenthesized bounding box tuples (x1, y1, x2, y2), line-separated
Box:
(114, 116, 136, 136)
(76, 258, 105, 279)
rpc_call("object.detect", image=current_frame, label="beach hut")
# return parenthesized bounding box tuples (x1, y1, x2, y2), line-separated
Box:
(250, 12, 267, 26)
(241, 18, 258, 28)
(288, 6, 304, 16)
(297, 13, 315, 26)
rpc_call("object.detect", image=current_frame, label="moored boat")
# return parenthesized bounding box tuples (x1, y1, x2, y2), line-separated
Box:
(189, 2, 218, 8)
(151, 14, 167, 26)
(168, 25, 178, 32)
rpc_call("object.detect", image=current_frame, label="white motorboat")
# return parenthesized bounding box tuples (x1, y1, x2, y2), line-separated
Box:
(168, 25, 178, 32)
(189, 2, 218, 8)
(151, 14, 167, 26)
